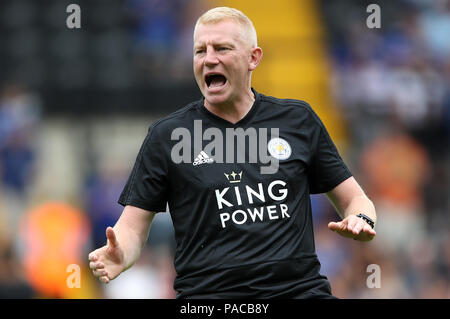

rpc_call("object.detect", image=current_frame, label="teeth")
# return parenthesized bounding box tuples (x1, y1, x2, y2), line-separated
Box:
(205, 74, 226, 88)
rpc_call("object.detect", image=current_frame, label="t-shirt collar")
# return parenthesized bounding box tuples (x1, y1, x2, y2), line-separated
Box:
(198, 88, 261, 127)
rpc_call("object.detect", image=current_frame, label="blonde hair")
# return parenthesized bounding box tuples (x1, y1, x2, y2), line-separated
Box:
(193, 7, 258, 48)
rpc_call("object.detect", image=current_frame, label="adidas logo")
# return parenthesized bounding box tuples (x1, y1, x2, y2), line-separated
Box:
(193, 151, 214, 166)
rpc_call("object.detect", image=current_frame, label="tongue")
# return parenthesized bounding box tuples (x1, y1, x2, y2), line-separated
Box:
(210, 76, 226, 88)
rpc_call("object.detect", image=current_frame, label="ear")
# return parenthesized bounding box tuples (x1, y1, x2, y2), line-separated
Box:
(248, 47, 263, 71)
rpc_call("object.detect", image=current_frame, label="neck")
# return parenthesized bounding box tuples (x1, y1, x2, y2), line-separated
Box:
(204, 89, 255, 124)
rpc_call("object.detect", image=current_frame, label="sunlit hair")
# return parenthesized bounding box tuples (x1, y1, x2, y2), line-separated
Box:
(193, 7, 258, 48)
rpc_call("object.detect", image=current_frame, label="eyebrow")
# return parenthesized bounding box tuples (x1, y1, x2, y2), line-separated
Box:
(194, 41, 236, 50)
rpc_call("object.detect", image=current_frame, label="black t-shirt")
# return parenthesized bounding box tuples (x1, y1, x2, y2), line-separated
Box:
(119, 88, 352, 298)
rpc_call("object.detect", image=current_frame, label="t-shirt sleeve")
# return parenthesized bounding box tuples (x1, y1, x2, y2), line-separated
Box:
(118, 124, 169, 212)
(307, 111, 352, 194)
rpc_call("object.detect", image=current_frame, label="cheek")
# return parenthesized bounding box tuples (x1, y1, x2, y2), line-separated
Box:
(231, 56, 248, 74)
(193, 63, 203, 81)
(193, 58, 202, 70)
(228, 63, 247, 83)
(193, 62, 199, 74)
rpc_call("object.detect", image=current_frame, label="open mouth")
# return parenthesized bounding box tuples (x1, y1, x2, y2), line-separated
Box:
(205, 73, 227, 89)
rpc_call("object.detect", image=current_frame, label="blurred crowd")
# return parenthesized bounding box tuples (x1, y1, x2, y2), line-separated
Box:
(315, 0, 450, 298)
(0, 0, 449, 299)
(0, 84, 41, 298)
(0, 82, 178, 299)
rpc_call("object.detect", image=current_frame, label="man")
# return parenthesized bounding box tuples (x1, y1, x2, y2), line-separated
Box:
(88, 7, 377, 298)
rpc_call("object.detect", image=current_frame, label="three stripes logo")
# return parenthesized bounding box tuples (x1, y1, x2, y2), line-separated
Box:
(193, 151, 214, 166)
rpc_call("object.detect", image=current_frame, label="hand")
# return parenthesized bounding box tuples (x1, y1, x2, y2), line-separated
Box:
(328, 214, 376, 242)
(88, 227, 125, 283)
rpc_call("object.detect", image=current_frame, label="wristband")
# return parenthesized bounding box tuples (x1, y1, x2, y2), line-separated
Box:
(356, 213, 375, 229)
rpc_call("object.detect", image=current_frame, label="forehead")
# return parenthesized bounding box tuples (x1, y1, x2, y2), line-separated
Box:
(194, 20, 245, 46)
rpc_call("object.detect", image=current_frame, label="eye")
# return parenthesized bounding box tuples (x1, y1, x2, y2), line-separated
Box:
(217, 47, 229, 51)
(195, 49, 205, 55)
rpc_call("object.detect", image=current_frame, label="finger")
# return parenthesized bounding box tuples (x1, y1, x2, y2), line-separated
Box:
(99, 275, 110, 284)
(92, 269, 108, 278)
(106, 227, 118, 248)
(89, 262, 104, 270)
(352, 219, 366, 235)
(88, 252, 98, 262)
(363, 224, 376, 236)
(328, 222, 342, 231)
(353, 225, 376, 241)
(347, 216, 360, 232)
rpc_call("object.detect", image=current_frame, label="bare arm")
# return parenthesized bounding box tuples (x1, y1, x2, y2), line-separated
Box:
(326, 177, 377, 241)
(326, 176, 377, 223)
(89, 205, 156, 283)
(113, 205, 156, 270)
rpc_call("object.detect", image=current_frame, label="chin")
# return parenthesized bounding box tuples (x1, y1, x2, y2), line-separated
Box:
(203, 90, 230, 106)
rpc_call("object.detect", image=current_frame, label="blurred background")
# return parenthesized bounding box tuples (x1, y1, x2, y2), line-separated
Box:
(0, 0, 448, 298)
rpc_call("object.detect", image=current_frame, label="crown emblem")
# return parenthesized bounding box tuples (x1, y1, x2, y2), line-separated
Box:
(224, 171, 242, 183)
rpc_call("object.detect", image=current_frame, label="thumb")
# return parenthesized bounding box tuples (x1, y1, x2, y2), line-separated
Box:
(328, 221, 342, 231)
(106, 227, 118, 248)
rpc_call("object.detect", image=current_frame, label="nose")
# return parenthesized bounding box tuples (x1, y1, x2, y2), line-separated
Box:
(204, 47, 219, 66)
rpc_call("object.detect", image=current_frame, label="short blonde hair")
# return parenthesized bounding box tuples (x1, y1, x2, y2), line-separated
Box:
(193, 7, 258, 48)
